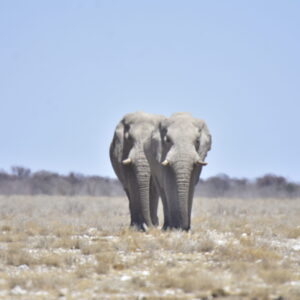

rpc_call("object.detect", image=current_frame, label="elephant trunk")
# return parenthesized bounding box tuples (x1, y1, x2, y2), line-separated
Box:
(173, 160, 192, 231)
(135, 153, 153, 228)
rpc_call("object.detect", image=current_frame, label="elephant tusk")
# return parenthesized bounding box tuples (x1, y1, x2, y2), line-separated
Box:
(196, 160, 208, 166)
(161, 160, 169, 166)
(122, 158, 132, 165)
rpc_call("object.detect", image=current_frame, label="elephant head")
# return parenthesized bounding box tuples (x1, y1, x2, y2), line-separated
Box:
(146, 112, 211, 231)
(110, 112, 164, 230)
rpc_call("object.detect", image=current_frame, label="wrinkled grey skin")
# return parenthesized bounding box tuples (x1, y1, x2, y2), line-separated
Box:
(145, 112, 212, 231)
(110, 112, 164, 230)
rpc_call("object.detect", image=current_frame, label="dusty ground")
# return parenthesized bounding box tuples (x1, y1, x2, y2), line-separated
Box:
(0, 196, 299, 299)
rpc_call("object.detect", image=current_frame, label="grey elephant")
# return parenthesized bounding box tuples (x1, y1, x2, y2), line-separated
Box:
(145, 112, 212, 231)
(110, 111, 164, 230)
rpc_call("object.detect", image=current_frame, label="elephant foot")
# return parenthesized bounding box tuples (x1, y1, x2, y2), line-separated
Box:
(162, 222, 171, 231)
(151, 217, 159, 227)
(130, 222, 146, 232)
(162, 223, 190, 231)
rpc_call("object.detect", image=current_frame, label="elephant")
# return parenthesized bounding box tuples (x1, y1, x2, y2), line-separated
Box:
(110, 111, 164, 230)
(144, 112, 212, 231)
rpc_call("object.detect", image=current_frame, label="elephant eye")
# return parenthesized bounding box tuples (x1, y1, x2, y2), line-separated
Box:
(195, 138, 200, 149)
(164, 135, 172, 144)
(125, 132, 134, 143)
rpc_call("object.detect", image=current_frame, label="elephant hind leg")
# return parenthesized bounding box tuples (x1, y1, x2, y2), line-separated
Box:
(150, 177, 159, 226)
(157, 187, 171, 230)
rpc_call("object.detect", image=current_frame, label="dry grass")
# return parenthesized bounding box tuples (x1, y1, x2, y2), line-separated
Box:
(0, 195, 299, 299)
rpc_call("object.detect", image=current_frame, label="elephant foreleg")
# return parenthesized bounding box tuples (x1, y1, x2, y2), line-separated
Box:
(125, 189, 144, 231)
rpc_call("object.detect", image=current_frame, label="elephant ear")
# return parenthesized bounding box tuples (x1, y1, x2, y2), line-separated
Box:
(197, 120, 212, 160)
(109, 120, 125, 180)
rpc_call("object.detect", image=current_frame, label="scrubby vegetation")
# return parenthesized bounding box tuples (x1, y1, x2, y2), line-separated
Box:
(0, 195, 299, 299)
(0, 166, 123, 196)
(1, 166, 299, 198)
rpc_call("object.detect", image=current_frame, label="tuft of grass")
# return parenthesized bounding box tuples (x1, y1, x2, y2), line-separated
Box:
(2, 243, 35, 266)
(242, 245, 281, 262)
(40, 253, 63, 267)
(96, 252, 116, 265)
(249, 287, 271, 300)
(75, 264, 91, 278)
(151, 264, 222, 293)
(286, 226, 300, 239)
(130, 276, 147, 288)
(259, 268, 295, 284)
(51, 236, 82, 249)
(94, 252, 117, 275)
(94, 261, 110, 274)
(216, 242, 280, 263)
(0, 234, 14, 243)
(7, 271, 74, 292)
(80, 240, 110, 255)
(24, 221, 49, 236)
(0, 232, 26, 243)
(38, 253, 77, 267)
(197, 237, 215, 253)
(52, 224, 75, 237)
(1, 224, 12, 232)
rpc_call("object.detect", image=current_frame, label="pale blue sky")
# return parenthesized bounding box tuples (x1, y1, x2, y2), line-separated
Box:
(0, 1, 299, 181)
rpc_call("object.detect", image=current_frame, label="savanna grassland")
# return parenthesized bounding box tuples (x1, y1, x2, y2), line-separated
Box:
(0, 196, 299, 299)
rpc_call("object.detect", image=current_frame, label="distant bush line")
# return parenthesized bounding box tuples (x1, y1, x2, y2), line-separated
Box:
(0, 166, 299, 198)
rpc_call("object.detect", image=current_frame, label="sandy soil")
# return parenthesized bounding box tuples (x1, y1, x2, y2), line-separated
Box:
(0, 195, 299, 299)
